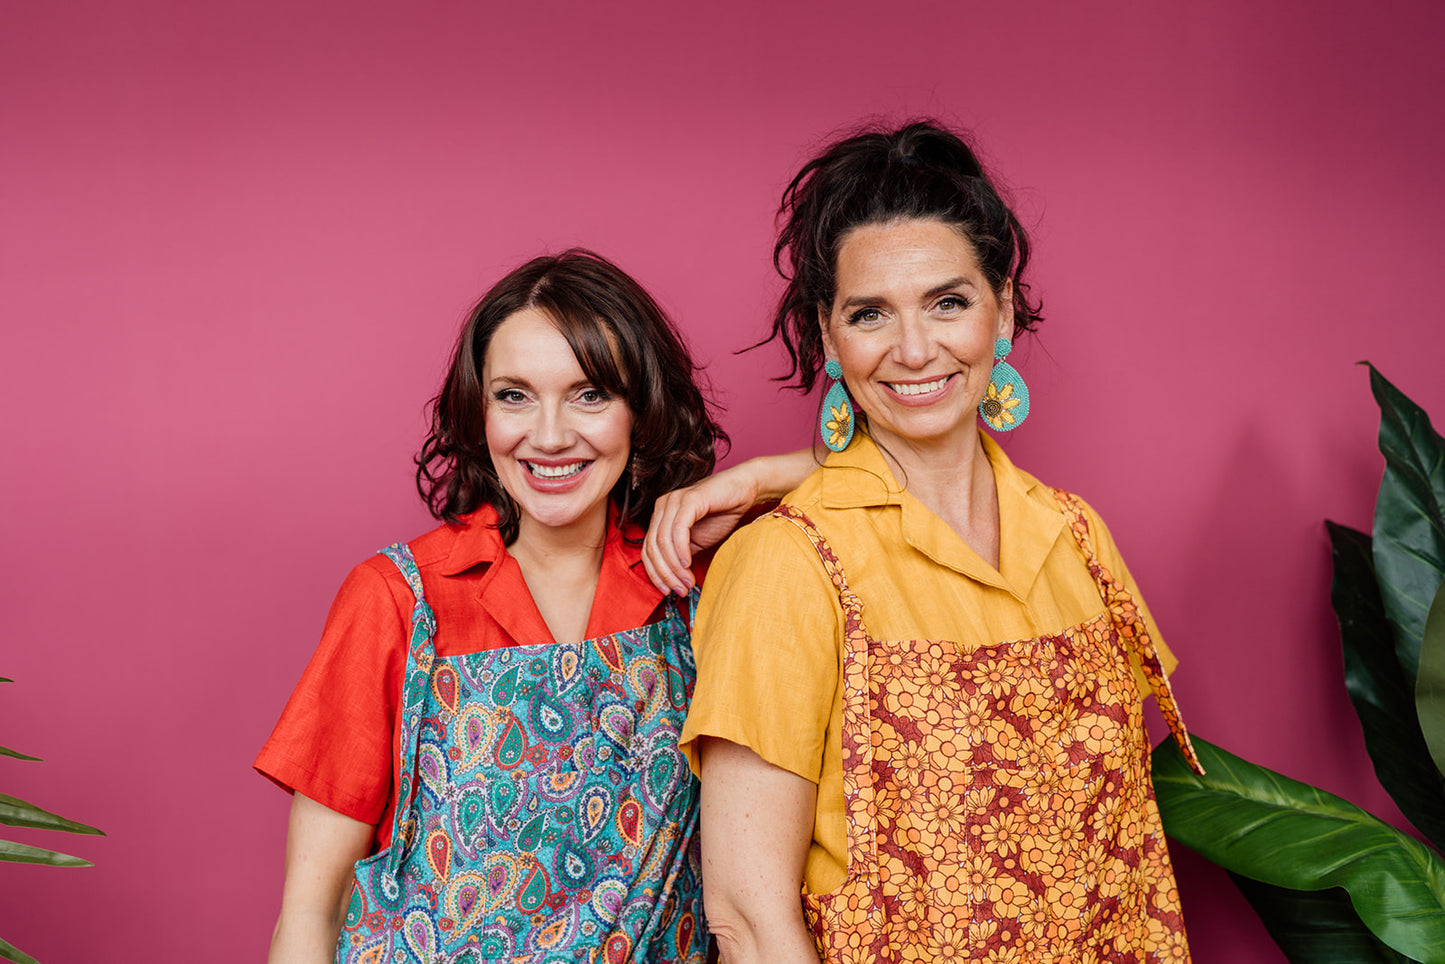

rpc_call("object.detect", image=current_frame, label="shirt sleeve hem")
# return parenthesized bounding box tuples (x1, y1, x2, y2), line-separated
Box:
(253, 744, 385, 827)
(679, 713, 823, 786)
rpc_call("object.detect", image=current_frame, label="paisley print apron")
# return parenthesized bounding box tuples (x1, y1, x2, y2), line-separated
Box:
(773, 494, 1204, 964)
(336, 543, 709, 964)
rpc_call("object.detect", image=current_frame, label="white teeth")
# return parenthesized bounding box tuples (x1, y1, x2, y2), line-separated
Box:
(889, 377, 950, 396)
(526, 461, 586, 479)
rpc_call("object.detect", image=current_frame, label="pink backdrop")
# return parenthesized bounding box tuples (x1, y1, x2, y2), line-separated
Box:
(3, 1, 1444, 960)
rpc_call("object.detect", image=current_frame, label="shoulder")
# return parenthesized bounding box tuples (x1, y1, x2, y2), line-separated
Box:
(1037, 486, 1124, 556)
(697, 507, 843, 645)
(708, 505, 828, 585)
(779, 461, 829, 510)
(355, 508, 502, 581)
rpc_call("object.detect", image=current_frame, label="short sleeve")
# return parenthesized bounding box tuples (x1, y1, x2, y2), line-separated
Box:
(1076, 497, 1179, 681)
(253, 560, 409, 827)
(679, 514, 842, 783)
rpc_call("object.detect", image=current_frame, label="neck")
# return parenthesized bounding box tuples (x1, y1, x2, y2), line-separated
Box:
(508, 506, 610, 573)
(869, 425, 985, 501)
(869, 426, 1001, 568)
(507, 505, 611, 646)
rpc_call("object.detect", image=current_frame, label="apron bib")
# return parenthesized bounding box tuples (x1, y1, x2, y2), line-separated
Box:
(774, 494, 1204, 964)
(336, 543, 709, 964)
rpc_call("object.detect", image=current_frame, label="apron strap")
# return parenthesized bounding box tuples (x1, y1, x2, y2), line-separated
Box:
(1048, 491, 1205, 776)
(378, 542, 439, 876)
(768, 506, 879, 883)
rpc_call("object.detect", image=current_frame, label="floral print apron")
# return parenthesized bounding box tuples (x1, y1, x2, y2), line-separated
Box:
(336, 543, 709, 964)
(773, 494, 1204, 964)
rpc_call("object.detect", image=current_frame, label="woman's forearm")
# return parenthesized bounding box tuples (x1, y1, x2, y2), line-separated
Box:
(699, 737, 821, 964)
(739, 447, 819, 503)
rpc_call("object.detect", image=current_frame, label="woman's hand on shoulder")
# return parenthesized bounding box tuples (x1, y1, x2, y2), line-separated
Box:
(643, 449, 816, 595)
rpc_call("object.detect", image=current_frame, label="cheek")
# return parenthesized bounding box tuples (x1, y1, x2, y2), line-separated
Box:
(832, 332, 876, 380)
(482, 409, 521, 458)
(602, 409, 634, 456)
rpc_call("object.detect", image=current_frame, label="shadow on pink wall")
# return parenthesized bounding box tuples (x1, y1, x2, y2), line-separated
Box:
(2, 1, 1443, 960)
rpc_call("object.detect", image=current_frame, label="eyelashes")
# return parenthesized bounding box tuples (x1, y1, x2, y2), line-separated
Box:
(490, 387, 612, 406)
(844, 295, 974, 326)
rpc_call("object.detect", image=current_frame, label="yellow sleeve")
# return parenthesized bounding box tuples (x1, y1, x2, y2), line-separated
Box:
(1074, 495, 1179, 683)
(680, 513, 842, 783)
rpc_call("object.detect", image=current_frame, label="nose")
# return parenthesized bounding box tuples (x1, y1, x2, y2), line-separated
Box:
(531, 400, 574, 451)
(894, 313, 936, 369)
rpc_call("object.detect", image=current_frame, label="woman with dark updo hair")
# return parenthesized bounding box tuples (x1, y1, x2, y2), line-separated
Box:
(257, 249, 812, 964)
(655, 122, 1206, 962)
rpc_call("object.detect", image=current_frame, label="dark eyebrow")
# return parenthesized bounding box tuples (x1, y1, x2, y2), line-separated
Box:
(925, 277, 977, 299)
(838, 276, 978, 312)
(487, 375, 595, 392)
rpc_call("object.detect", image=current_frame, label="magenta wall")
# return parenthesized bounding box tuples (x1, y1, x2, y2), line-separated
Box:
(3, 1, 1444, 960)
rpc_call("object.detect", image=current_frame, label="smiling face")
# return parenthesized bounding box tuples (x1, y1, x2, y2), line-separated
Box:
(482, 307, 633, 543)
(822, 218, 1014, 456)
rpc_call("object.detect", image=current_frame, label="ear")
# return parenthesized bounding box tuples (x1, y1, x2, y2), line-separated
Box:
(817, 303, 838, 361)
(997, 279, 1016, 342)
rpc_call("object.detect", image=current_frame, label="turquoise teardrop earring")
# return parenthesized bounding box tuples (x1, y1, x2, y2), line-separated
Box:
(979, 338, 1030, 431)
(820, 359, 855, 452)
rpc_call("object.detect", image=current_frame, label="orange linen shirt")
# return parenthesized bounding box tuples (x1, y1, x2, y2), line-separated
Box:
(255, 505, 680, 852)
(678, 433, 1177, 894)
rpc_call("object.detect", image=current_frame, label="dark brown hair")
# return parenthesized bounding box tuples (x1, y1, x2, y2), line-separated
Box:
(416, 249, 727, 542)
(763, 119, 1043, 392)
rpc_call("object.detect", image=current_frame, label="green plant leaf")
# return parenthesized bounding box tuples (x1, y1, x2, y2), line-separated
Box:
(1329, 521, 1445, 849)
(0, 681, 41, 759)
(0, 794, 103, 835)
(1152, 735, 1445, 962)
(1369, 364, 1445, 681)
(0, 746, 40, 762)
(1228, 873, 1419, 963)
(0, 838, 92, 868)
(1419, 576, 1445, 780)
(0, 935, 40, 964)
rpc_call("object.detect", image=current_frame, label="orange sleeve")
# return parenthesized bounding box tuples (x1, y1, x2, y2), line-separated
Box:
(253, 560, 409, 827)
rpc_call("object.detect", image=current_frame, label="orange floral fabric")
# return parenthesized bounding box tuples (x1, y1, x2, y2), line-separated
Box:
(771, 495, 1202, 964)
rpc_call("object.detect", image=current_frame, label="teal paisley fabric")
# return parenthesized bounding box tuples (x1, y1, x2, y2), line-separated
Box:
(336, 543, 708, 964)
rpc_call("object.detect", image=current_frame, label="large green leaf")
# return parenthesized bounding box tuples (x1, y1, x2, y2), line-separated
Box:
(1228, 873, 1419, 963)
(1369, 364, 1445, 680)
(0, 794, 103, 836)
(0, 838, 91, 868)
(0, 935, 39, 964)
(1420, 577, 1445, 779)
(1329, 521, 1445, 849)
(1152, 735, 1445, 962)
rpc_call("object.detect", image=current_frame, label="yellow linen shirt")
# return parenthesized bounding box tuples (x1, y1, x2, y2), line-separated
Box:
(678, 432, 1177, 894)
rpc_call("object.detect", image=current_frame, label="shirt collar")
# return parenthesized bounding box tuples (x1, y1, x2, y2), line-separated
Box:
(820, 432, 1064, 599)
(441, 503, 665, 638)
(819, 433, 907, 509)
(440, 505, 506, 576)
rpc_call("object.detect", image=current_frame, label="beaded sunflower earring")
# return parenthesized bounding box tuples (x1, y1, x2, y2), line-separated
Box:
(979, 338, 1030, 431)
(820, 360, 855, 452)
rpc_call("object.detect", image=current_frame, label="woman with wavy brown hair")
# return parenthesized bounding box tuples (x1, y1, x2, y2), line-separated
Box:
(257, 249, 809, 964)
